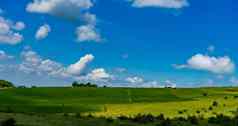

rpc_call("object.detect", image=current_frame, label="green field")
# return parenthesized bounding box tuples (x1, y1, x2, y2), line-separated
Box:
(1, 87, 238, 118)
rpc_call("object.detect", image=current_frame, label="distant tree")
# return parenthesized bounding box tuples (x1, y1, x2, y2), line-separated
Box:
(72, 81, 79, 87)
(31, 85, 37, 88)
(0, 80, 15, 88)
(17, 85, 26, 88)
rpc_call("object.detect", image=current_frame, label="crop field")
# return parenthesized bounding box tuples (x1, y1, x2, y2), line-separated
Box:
(0, 87, 238, 118)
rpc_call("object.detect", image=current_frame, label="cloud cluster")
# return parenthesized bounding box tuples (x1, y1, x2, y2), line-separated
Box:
(174, 54, 235, 74)
(126, 76, 144, 83)
(35, 24, 51, 40)
(128, 0, 189, 8)
(26, 0, 101, 42)
(0, 16, 25, 45)
(18, 49, 111, 82)
(19, 50, 64, 76)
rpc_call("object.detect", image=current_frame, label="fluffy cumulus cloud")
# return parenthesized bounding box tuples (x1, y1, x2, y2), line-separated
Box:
(19, 50, 64, 76)
(76, 25, 101, 42)
(76, 68, 112, 82)
(66, 54, 94, 75)
(128, 0, 189, 8)
(174, 54, 235, 74)
(87, 68, 111, 80)
(0, 16, 24, 45)
(14, 22, 26, 31)
(126, 76, 144, 83)
(0, 50, 14, 60)
(26, 0, 93, 19)
(35, 24, 51, 40)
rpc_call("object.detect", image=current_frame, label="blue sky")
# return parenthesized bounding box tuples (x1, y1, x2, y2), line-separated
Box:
(0, 0, 237, 87)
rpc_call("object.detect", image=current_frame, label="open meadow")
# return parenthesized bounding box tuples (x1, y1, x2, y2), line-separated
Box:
(1, 87, 238, 118)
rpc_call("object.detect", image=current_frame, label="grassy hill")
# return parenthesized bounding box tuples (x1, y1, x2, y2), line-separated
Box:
(0, 87, 238, 117)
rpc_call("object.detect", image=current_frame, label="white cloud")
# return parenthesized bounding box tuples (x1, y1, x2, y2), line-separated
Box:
(128, 0, 189, 8)
(26, 0, 93, 19)
(14, 22, 26, 31)
(0, 50, 14, 60)
(76, 25, 101, 42)
(66, 54, 94, 75)
(19, 50, 64, 76)
(83, 12, 97, 25)
(164, 80, 176, 88)
(19, 50, 97, 79)
(174, 54, 235, 74)
(126, 76, 144, 83)
(18, 49, 111, 83)
(86, 68, 112, 81)
(0, 17, 24, 45)
(35, 24, 51, 40)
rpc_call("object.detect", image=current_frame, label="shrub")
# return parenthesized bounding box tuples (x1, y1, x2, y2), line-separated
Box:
(212, 101, 218, 107)
(196, 110, 201, 114)
(87, 114, 94, 118)
(187, 116, 199, 125)
(156, 114, 165, 120)
(224, 96, 228, 100)
(203, 92, 208, 96)
(178, 110, 183, 114)
(208, 114, 232, 125)
(1, 118, 16, 126)
(234, 96, 238, 99)
(118, 115, 129, 120)
(132, 114, 154, 123)
(209, 106, 213, 111)
(106, 117, 114, 123)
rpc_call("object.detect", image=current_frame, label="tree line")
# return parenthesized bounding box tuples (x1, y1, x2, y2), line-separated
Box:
(72, 81, 98, 88)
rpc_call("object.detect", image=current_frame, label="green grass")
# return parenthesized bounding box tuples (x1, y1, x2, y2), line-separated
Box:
(0, 87, 238, 117)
